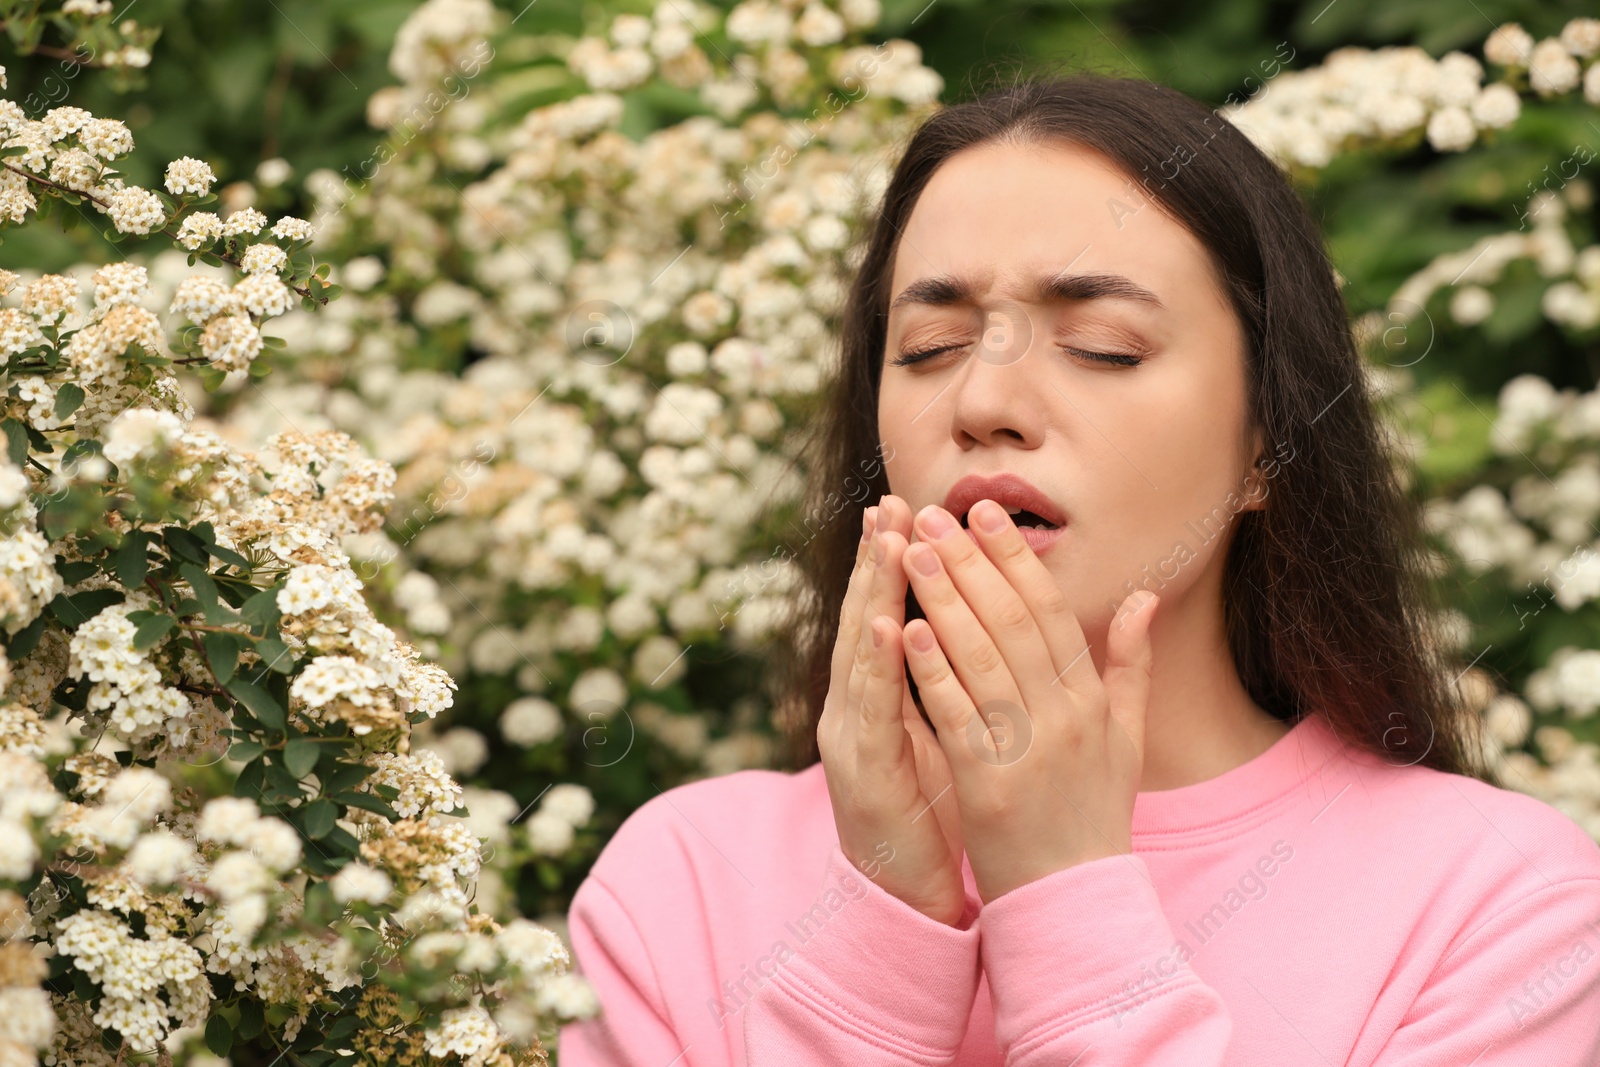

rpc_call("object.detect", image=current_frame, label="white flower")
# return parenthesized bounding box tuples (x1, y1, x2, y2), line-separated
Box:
(0, 461, 27, 509)
(163, 156, 216, 197)
(271, 215, 316, 242)
(102, 408, 185, 467)
(1425, 106, 1475, 152)
(525, 810, 575, 855)
(423, 1006, 504, 1064)
(1562, 18, 1600, 58)
(223, 207, 267, 236)
(540, 783, 595, 827)
(1529, 38, 1581, 95)
(199, 313, 264, 372)
(127, 829, 197, 885)
(239, 242, 289, 275)
(206, 850, 272, 902)
(1484, 23, 1534, 67)
(1450, 285, 1494, 325)
(0, 818, 38, 878)
(499, 696, 563, 747)
(105, 186, 166, 235)
(329, 861, 393, 904)
(90, 262, 149, 308)
(1469, 83, 1520, 128)
(239, 816, 302, 871)
(175, 211, 223, 251)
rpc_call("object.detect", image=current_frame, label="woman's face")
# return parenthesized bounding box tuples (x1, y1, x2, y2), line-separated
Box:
(878, 137, 1266, 650)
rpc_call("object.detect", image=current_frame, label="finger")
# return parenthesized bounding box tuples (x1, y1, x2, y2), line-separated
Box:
(900, 615, 982, 770)
(910, 505, 1057, 707)
(858, 609, 912, 768)
(1103, 589, 1159, 764)
(902, 532, 1033, 730)
(962, 498, 1100, 700)
(850, 527, 918, 740)
(845, 528, 886, 733)
(830, 504, 881, 700)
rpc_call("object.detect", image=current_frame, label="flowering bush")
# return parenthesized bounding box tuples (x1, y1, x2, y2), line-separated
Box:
(0, 19, 595, 1067)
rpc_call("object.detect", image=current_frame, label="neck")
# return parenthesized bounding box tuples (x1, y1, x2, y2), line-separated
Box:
(1117, 579, 1288, 793)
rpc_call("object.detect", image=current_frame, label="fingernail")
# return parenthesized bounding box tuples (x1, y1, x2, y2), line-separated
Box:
(870, 532, 885, 564)
(872, 620, 883, 648)
(909, 543, 940, 576)
(918, 505, 958, 540)
(863, 506, 879, 542)
(974, 499, 1009, 534)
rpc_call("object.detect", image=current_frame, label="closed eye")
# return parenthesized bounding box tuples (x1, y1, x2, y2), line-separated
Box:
(887, 343, 1144, 367)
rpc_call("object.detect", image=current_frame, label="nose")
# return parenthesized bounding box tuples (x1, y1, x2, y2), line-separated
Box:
(948, 301, 1047, 450)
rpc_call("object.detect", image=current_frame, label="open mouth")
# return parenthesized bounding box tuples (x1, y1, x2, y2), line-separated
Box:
(958, 506, 1060, 530)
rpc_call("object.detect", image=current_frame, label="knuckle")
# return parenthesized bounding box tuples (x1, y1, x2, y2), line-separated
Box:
(967, 640, 1005, 676)
(1036, 583, 1071, 619)
(992, 597, 1033, 637)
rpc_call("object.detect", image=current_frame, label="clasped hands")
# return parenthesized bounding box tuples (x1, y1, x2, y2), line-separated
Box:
(816, 494, 1159, 926)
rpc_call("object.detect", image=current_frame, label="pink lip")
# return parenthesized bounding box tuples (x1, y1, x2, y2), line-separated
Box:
(942, 473, 1069, 532)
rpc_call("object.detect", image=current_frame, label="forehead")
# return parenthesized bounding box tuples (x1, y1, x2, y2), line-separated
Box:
(888, 138, 1218, 308)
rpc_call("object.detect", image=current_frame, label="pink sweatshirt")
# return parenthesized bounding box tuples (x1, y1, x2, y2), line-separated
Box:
(555, 712, 1600, 1065)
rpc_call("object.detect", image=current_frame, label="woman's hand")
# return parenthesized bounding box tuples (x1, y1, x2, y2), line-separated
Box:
(817, 495, 967, 927)
(895, 498, 1159, 905)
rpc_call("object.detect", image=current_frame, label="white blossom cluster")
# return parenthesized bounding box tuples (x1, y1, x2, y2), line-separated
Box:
(0, 58, 595, 1067)
(1225, 20, 1600, 167)
(217, 0, 933, 783)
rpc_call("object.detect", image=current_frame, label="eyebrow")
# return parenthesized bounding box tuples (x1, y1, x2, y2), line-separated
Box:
(888, 270, 1167, 312)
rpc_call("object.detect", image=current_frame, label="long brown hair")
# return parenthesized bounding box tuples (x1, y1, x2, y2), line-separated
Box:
(764, 70, 1496, 784)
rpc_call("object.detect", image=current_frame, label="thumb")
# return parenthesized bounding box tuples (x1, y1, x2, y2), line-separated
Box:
(1103, 589, 1158, 764)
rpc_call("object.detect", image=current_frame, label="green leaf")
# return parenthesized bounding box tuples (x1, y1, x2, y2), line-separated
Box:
(48, 588, 124, 626)
(255, 636, 294, 673)
(204, 1015, 232, 1057)
(236, 998, 265, 1041)
(204, 631, 241, 684)
(227, 679, 286, 732)
(5, 615, 45, 659)
(323, 1013, 361, 1045)
(22, 424, 51, 455)
(302, 799, 337, 839)
(335, 791, 398, 822)
(227, 740, 264, 762)
(1, 419, 26, 467)
(207, 542, 252, 572)
(233, 756, 265, 798)
(163, 526, 209, 564)
(283, 737, 320, 778)
(58, 560, 96, 584)
(113, 533, 150, 588)
(240, 587, 281, 628)
(131, 613, 175, 650)
(53, 383, 84, 421)
(180, 563, 228, 623)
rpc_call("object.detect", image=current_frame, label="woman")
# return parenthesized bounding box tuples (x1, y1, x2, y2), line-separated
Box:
(556, 73, 1600, 1065)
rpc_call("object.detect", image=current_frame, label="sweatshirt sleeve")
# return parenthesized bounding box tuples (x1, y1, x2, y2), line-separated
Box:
(1364, 875, 1600, 1064)
(743, 843, 984, 1066)
(978, 853, 1232, 1065)
(555, 874, 698, 1066)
